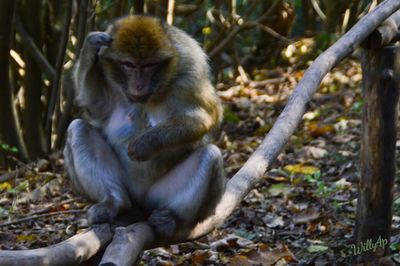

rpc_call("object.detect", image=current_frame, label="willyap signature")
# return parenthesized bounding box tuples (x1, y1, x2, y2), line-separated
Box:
(348, 236, 388, 255)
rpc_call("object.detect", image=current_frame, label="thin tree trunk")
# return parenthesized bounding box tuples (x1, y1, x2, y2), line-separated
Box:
(20, 0, 45, 159)
(0, 0, 27, 161)
(45, 0, 73, 151)
(133, 0, 144, 14)
(301, 0, 316, 35)
(54, 0, 91, 150)
(112, 0, 129, 17)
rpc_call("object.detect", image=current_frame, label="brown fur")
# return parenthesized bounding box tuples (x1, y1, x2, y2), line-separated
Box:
(114, 16, 175, 59)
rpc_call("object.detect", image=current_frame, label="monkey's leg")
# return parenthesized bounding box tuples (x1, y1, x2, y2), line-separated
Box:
(146, 144, 225, 237)
(64, 119, 132, 224)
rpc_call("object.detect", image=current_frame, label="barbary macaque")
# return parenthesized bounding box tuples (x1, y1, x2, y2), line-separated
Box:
(63, 15, 225, 238)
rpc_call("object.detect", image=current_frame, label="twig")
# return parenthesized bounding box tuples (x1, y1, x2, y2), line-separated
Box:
(14, 15, 55, 80)
(311, 0, 326, 21)
(28, 199, 76, 216)
(207, 3, 292, 58)
(0, 160, 34, 183)
(0, 210, 85, 227)
(246, 21, 292, 43)
(249, 77, 286, 88)
(166, 0, 175, 25)
(76, 0, 90, 55)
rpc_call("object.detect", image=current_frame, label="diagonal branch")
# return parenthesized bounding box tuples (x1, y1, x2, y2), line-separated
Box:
(190, 0, 400, 240)
(15, 15, 55, 80)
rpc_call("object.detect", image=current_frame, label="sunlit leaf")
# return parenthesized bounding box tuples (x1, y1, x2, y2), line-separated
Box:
(0, 182, 12, 191)
(268, 183, 291, 197)
(284, 164, 320, 175)
(202, 27, 212, 35)
(16, 234, 37, 242)
(307, 244, 329, 253)
(307, 122, 335, 137)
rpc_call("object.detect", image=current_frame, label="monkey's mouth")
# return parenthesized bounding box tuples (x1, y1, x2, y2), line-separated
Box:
(126, 92, 151, 103)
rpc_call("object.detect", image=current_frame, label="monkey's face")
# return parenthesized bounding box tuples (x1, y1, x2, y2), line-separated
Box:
(100, 49, 173, 103)
(119, 58, 170, 103)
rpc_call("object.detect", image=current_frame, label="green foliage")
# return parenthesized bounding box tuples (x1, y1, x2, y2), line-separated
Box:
(351, 99, 363, 112)
(223, 107, 240, 123)
(304, 172, 335, 197)
(1, 143, 18, 154)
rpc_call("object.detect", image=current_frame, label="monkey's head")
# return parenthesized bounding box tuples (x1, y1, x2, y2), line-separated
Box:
(100, 15, 179, 103)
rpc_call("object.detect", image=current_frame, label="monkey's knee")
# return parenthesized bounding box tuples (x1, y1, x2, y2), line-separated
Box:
(66, 119, 91, 141)
(199, 144, 224, 184)
(200, 144, 223, 164)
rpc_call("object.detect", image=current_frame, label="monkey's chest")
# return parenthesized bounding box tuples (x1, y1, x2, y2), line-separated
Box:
(104, 106, 139, 143)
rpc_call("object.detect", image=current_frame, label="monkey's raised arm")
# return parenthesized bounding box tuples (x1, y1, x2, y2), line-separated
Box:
(74, 32, 112, 89)
(73, 32, 115, 123)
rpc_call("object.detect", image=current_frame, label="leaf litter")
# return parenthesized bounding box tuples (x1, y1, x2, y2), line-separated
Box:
(1, 59, 400, 265)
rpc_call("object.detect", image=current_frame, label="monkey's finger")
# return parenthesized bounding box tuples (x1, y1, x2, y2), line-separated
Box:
(87, 31, 113, 47)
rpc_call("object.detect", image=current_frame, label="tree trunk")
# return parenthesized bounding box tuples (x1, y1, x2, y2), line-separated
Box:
(355, 44, 400, 262)
(133, 0, 144, 14)
(20, 0, 45, 159)
(0, 0, 26, 162)
(112, 0, 129, 17)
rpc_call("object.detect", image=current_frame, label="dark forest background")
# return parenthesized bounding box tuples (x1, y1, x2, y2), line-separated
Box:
(0, 0, 375, 167)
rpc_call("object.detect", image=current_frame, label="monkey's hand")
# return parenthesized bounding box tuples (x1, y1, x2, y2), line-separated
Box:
(127, 135, 153, 161)
(86, 31, 113, 49)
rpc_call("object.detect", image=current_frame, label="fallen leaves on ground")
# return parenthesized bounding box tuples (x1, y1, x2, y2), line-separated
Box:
(1, 59, 400, 265)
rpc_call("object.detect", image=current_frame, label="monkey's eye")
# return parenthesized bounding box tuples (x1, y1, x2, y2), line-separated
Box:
(143, 63, 156, 70)
(121, 61, 135, 69)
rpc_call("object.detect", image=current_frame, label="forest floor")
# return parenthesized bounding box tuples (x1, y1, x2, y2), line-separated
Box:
(1, 58, 400, 265)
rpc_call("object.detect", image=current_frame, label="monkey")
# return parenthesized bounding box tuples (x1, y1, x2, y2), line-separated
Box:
(63, 15, 225, 238)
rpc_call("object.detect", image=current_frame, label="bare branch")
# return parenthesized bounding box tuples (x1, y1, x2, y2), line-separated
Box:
(14, 16, 55, 80)
(0, 225, 113, 266)
(191, 0, 400, 240)
(166, 0, 175, 25)
(363, 9, 400, 49)
(311, 0, 326, 20)
(208, 1, 291, 59)
(0, 210, 85, 227)
(99, 223, 155, 266)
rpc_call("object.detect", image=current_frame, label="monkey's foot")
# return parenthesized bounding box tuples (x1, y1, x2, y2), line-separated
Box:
(87, 202, 118, 225)
(148, 209, 177, 237)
